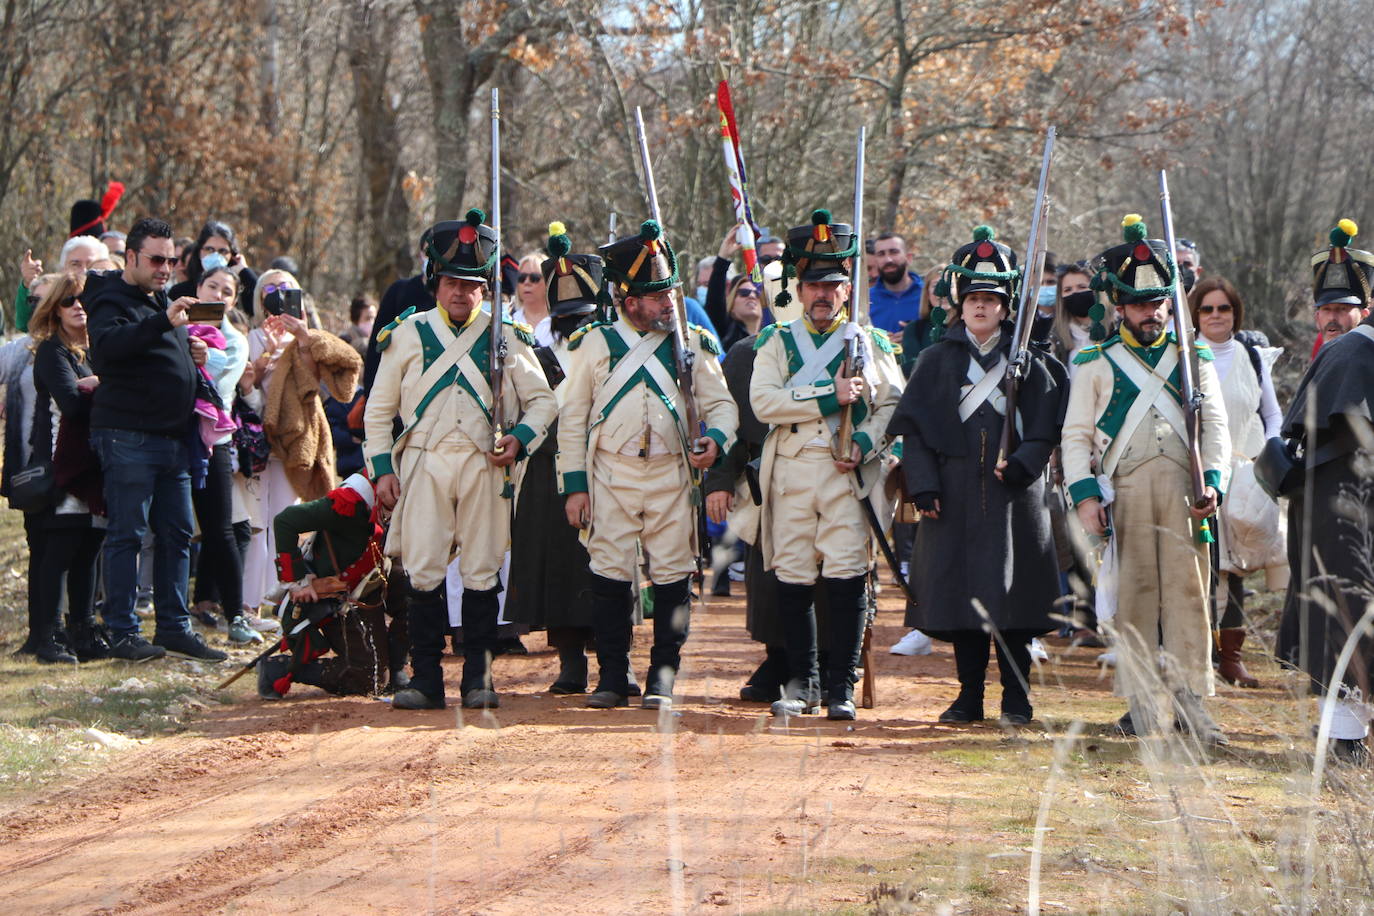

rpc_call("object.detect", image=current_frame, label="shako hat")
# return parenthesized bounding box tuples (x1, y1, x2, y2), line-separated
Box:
(1311, 218, 1374, 308)
(1089, 214, 1176, 306)
(422, 208, 499, 290)
(783, 209, 855, 283)
(924, 225, 1018, 342)
(542, 221, 603, 317)
(69, 181, 125, 239)
(598, 218, 679, 297)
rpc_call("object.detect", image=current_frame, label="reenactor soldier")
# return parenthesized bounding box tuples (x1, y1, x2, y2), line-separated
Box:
(1274, 219, 1374, 762)
(750, 208, 905, 721)
(364, 211, 558, 711)
(1061, 214, 1230, 744)
(558, 219, 738, 710)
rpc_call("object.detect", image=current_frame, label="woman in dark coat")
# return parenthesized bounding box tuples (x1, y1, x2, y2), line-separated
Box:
(27, 272, 108, 662)
(504, 224, 603, 693)
(887, 228, 1066, 725)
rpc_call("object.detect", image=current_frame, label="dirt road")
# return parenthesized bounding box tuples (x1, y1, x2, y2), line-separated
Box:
(0, 594, 1171, 914)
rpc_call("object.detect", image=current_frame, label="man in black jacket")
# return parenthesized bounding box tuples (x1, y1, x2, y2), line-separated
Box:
(86, 216, 227, 663)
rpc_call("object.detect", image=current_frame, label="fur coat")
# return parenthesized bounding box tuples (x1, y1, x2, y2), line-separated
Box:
(265, 330, 362, 500)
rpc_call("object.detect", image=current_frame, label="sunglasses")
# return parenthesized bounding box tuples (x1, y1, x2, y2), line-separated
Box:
(1198, 303, 1232, 314)
(132, 250, 179, 268)
(735, 286, 761, 299)
(59, 295, 80, 308)
(517, 273, 542, 284)
(261, 282, 293, 295)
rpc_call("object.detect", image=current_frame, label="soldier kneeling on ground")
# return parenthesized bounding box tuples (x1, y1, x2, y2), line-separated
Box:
(257, 474, 409, 699)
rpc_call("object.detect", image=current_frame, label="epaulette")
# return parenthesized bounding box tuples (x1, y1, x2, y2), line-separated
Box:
(753, 322, 784, 350)
(1194, 340, 1215, 361)
(567, 320, 607, 351)
(867, 326, 895, 355)
(503, 316, 536, 347)
(689, 323, 721, 356)
(374, 306, 416, 352)
(1072, 344, 1103, 365)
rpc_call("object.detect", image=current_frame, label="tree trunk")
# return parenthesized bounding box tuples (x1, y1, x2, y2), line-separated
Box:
(349, 0, 412, 294)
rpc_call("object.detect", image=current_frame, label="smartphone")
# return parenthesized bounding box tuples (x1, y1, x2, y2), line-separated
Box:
(187, 301, 227, 324)
(278, 288, 303, 319)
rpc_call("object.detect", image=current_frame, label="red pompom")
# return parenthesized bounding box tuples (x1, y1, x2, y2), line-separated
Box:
(458, 225, 478, 245)
(976, 241, 995, 259)
(328, 487, 365, 517)
(1133, 243, 1151, 261)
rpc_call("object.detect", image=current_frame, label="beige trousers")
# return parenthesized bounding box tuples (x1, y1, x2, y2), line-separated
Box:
(388, 441, 508, 591)
(1110, 456, 1214, 699)
(587, 451, 694, 584)
(768, 447, 869, 585)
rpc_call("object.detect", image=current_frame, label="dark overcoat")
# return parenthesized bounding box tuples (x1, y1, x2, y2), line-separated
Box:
(887, 321, 1065, 638)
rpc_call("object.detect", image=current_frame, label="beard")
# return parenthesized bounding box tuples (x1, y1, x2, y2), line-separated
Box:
(879, 261, 907, 284)
(1124, 315, 1163, 341)
(647, 314, 675, 332)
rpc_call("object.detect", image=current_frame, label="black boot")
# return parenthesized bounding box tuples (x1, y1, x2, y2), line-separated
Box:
(459, 586, 502, 708)
(548, 626, 591, 694)
(995, 637, 1034, 725)
(772, 580, 820, 717)
(587, 574, 633, 708)
(257, 655, 294, 699)
(393, 583, 447, 710)
(741, 645, 788, 703)
(67, 617, 113, 662)
(644, 578, 691, 709)
(940, 634, 988, 723)
(822, 575, 867, 721)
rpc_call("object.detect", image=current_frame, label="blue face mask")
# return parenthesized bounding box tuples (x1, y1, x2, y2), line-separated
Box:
(201, 252, 228, 272)
(1037, 284, 1057, 308)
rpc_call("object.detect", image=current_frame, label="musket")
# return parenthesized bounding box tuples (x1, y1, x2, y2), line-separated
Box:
(999, 126, 1056, 468)
(834, 126, 868, 463)
(602, 210, 618, 323)
(632, 107, 704, 456)
(489, 88, 509, 464)
(633, 106, 707, 589)
(1158, 169, 1211, 518)
(216, 597, 335, 690)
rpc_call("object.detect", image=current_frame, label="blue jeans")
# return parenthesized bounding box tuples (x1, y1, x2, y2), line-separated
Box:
(92, 429, 194, 639)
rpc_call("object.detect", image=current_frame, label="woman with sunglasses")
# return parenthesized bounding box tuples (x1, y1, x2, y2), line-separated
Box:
(168, 220, 258, 317)
(26, 272, 110, 662)
(1188, 276, 1282, 688)
(705, 223, 770, 352)
(240, 269, 308, 622)
(512, 253, 552, 346)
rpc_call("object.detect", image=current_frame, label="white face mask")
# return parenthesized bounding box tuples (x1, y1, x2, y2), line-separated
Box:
(201, 252, 229, 272)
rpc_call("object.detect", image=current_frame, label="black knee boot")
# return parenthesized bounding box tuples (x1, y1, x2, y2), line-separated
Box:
(459, 585, 501, 707)
(822, 575, 867, 720)
(392, 584, 447, 709)
(995, 637, 1033, 724)
(644, 577, 691, 708)
(384, 569, 410, 689)
(548, 626, 591, 694)
(772, 580, 820, 715)
(940, 633, 989, 723)
(588, 574, 633, 707)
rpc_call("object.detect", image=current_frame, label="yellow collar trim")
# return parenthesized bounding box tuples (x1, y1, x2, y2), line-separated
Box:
(440, 305, 483, 332)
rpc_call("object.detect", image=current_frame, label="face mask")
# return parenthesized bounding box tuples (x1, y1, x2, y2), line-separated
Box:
(1037, 284, 1057, 308)
(694, 285, 707, 303)
(1062, 289, 1097, 319)
(201, 252, 228, 272)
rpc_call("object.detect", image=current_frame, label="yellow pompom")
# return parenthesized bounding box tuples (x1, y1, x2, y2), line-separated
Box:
(548, 221, 567, 237)
(1340, 218, 1358, 238)
(1122, 213, 1143, 228)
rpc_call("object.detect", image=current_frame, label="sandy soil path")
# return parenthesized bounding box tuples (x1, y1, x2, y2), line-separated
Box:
(0, 593, 1126, 914)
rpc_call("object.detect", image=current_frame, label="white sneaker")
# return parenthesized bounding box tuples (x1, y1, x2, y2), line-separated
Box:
(889, 629, 933, 656)
(1029, 638, 1049, 662)
(242, 613, 282, 633)
(1098, 650, 1117, 666)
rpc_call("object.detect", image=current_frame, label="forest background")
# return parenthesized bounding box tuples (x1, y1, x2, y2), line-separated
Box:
(1, 0, 1371, 348)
